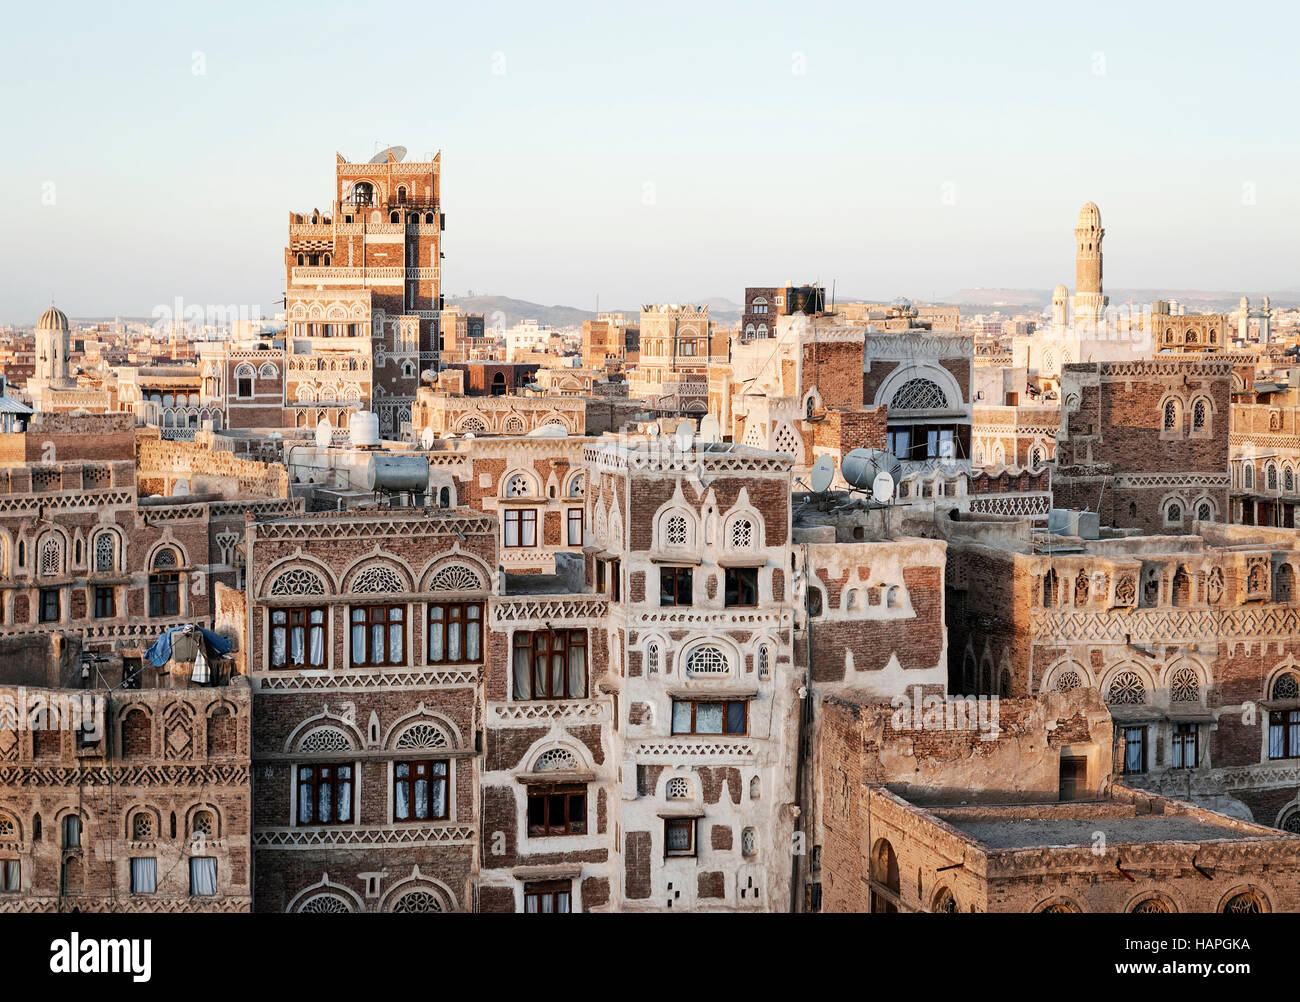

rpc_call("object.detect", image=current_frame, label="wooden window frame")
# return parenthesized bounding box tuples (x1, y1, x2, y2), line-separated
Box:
(664, 818, 696, 857)
(1123, 725, 1147, 774)
(1269, 709, 1300, 760)
(660, 566, 694, 607)
(295, 762, 356, 826)
(513, 629, 588, 700)
(724, 566, 758, 608)
(426, 601, 483, 665)
(527, 783, 588, 837)
(349, 603, 406, 668)
(671, 699, 748, 736)
(270, 606, 327, 669)
(38, 588, 60, 623)
(523, 880, 572, 913)
(1172, 722, 1199, 768)
(92, 586, 115, 620)
(148, 572, 180, 617)
(393, 759, 450, 822)
(566, 508, 583, 546)
(503, 508, 538, 548)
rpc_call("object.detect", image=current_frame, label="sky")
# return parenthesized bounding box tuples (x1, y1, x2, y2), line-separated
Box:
(2, 0, 1298, 322)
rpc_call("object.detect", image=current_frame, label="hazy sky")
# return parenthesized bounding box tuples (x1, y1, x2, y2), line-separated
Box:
(2, 0, 1297, 321)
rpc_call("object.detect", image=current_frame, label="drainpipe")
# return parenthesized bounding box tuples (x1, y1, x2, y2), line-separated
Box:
(790, 541, 812, 912)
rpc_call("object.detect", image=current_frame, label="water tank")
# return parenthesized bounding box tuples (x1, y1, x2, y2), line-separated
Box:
(842, 448, 895, 490)
(364, 455, 430, 492)
(350, 410, 380, 447)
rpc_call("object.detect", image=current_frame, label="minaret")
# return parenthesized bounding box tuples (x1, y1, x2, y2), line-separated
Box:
(34, 304, 72, 386)
(1071, 202, 1108, 327)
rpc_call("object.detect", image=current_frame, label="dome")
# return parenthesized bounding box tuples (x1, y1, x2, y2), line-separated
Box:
(890, 297, 913, 310)
(1076, 201, 1101, 228)
(37, 305, 69, 331)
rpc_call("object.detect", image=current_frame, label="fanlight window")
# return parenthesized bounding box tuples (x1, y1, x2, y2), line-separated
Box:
(1193, 399, 1207, 431)
(890, 378, 949, 411)
(298, 727, 352, 753)
(269, 568, 326, 596)
(1169, 666, 1200, 703)
(392, 890, 444, 913)
(1222, 893, 1265, 914)
(1272, 673, 1300, 701)
(394, 722, 448, 749)
(1163, 400, 1178, 430)
(685, 646, 730, 677)
(1107, 671, 1147, 705)
(299, 894, 352, 914)
(427, 564, 483, 592)
(664, 514, 688, 547)
(568, 473, 585, 498)
(152, 547, 179, 570)
(533, 748, 580, 773)
(666, 778, 691, 800)
(1054, 670, 1082, 692)
(504, 474, 533, 498)
(351, 565, 405, 594)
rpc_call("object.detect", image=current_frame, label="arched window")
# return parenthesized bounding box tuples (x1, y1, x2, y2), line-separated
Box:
(1196, 501, 1212, 522)
(1271, 672, 1300, 701)
(661, 512, 691, 548)
(932, 887, 958, 913)
(1192, 398, 1208, 432)
(131, 812, 154, 842)
(269, 567, 326, 596)
(1107, 670, 1147, 705)
(889, 378, 948, 411)
(1163, 399, 1179, 431)
(1169, 666, 1200, 702)
(1245, 463, 1255, 489)
(1042, 569, 1057, 607)
(1287, 468, 1296, 494)
(870, 839, 900, 914)
(1221, 892, 1266, 914)
(148, 548, 181, 617)
(1268, 463, 1279, 491)
(646, 642, 660, 675)
(39, 536, 61, 577)
(299, 894, 353, 914)
(392, 889, 444, 912)
(93, 532, 117, 572)
(685, 645, 730, 677)
(504, 473, 534, 498)
(666, 777, 691, 800)
(1054, 669, 1082, 692)
(1164, 500, 1183, 526)
(121, 708, 151, 757)
(1275, 565, 1296, 604)
(728, 517, 755, 550)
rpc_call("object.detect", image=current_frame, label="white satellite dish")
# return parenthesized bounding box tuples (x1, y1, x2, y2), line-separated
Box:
(872, 471, 895, 504)
(698, 413, 721, 443)
(420, 426, 436, 449)
(810, 455, 836, 493)
(368, 144, 408, 164)
(674, 419, 695, 453)
(314, 418, 332, 449)
(646, 421, 661, 437)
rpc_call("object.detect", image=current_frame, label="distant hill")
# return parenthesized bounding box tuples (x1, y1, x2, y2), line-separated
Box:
(445, 296, 596, 329)
(944, 288, 1300, 312)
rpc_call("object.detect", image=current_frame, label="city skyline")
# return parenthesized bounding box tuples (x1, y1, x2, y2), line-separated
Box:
(3, 0, 1300, 321)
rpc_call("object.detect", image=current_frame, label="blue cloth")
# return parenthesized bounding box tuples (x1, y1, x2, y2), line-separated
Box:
(144, 626, 231, 668)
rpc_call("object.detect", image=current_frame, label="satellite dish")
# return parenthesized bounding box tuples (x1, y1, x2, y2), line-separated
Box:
(646, 421, 661, 437)
(314, 418, 332, 449)
(872, 471, 895, 504)
(810, 455, 836, 493)
(674, 419, 695, 453)
(842, 448, 902, 489)
(420, 426, 435, 449)
(368, 145, 408, 164)
(698, 414, 721, 443)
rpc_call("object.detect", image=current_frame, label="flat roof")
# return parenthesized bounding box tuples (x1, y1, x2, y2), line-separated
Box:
(942, 813, 1266, 850)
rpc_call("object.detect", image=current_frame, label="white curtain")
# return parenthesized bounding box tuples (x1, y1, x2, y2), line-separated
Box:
(189, 857, 217, 896)
(309, 618, 325, 666)
(131, 858, 156, 894)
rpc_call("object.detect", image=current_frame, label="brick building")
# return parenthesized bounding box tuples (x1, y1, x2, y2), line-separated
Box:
(1055, 357, 1233, 532)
